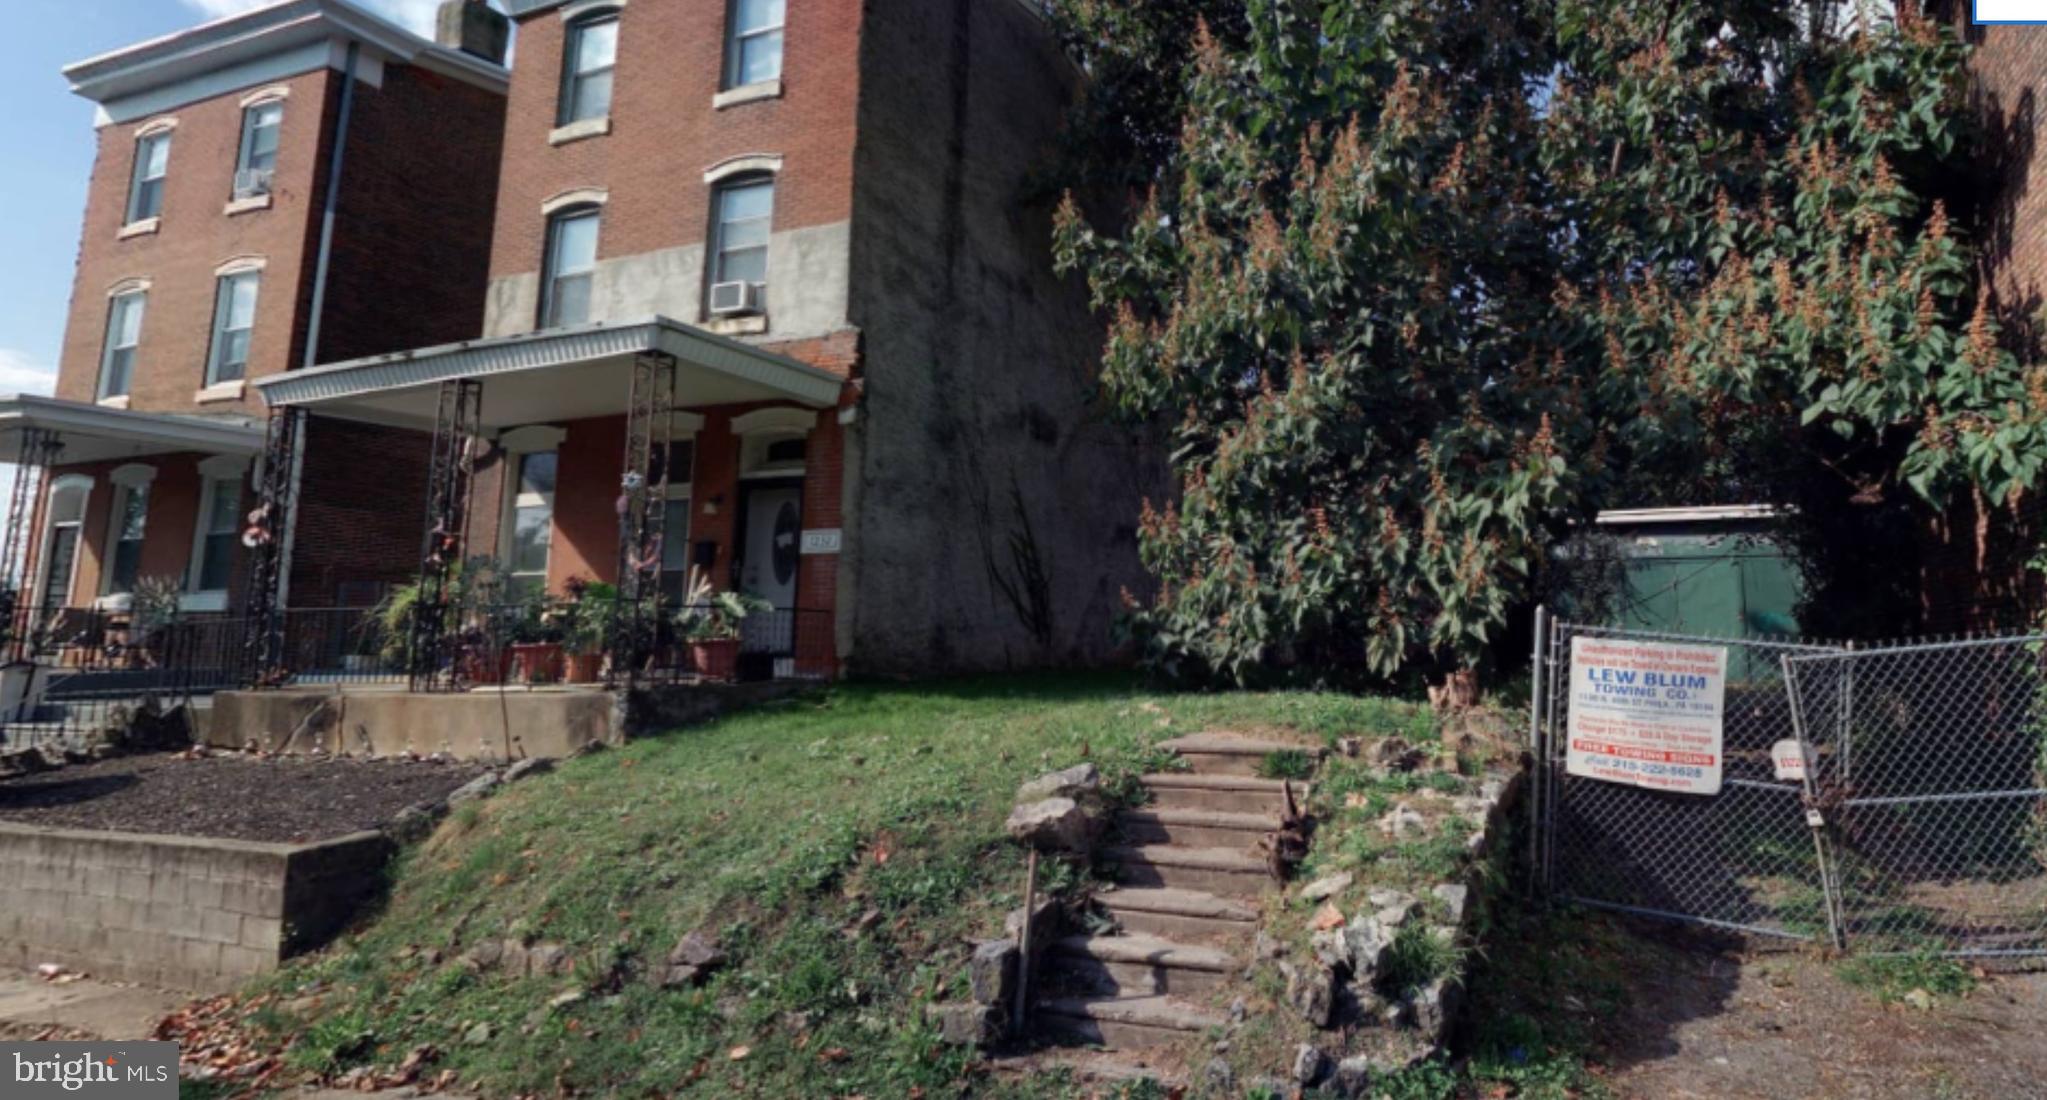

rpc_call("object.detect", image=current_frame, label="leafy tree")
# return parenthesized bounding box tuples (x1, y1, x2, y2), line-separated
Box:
(1052, 0, 2045, 684)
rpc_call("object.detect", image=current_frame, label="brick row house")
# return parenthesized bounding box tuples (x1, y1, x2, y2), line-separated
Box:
(2, 0, 1157, 692)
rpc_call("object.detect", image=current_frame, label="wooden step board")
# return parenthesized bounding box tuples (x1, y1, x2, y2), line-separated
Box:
(1140, 772, 1307, 815)
(1034, 994, 1225, 1049)
(1100, 843, 1273, 897)
(1117, 806, 1278, 850)
(1158, 731, 1328, 776)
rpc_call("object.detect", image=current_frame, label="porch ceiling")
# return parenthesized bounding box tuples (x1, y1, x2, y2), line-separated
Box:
(0, 395, 265, 465)
(253, 317, 845, 431)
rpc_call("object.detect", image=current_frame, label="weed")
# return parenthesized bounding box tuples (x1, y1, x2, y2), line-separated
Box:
(1838, 950, 1978, 1003)
(1381, 923, 1464, 995)
(1258, 749, 1316, 780)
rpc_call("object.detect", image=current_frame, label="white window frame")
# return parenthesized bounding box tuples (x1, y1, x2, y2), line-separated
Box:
(98, 287, 147, 401)
(498, 425, 568, 595)
(126, 126, 173, 226)
(185, 455, 252, 610)
(540, 206, 601, 329)
(206, 266, 263, 386)
(723, 0, 785, 89)
(34, 475, 94, 614)
(731, 407, 811, 479)
(99, 464, 156, 605)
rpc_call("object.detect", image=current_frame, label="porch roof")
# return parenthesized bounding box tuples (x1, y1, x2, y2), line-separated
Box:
(0, 394, 266, 465)
(252, 317, 846, 430)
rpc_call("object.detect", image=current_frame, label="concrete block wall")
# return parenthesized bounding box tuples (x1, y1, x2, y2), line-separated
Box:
(0, 823, 391, 992)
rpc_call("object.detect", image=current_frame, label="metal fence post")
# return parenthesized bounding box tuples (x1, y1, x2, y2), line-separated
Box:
(1781, 652, 1846, 951)
(1527, 605, 1547, 900)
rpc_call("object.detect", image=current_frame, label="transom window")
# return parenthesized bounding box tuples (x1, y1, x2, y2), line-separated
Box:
(235, 102, 283, 197)
(559, 14, 619, 125)
(127, 131, 171, 224)
(507, 451, 558, 596)
(107, 484, 149, 596)
(206, 271, 261, 385)
(541, 208, 601, 328)
(726, 0, 785, 87)
(712, 178, 773, 289)
(98, 291, 145, 400)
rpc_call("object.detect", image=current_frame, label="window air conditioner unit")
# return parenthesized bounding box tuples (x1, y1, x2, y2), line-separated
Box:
(233, 168, 275, 200)
(708, 281, 764, 317)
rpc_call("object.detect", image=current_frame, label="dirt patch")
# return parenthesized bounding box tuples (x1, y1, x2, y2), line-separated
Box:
(1589, 920, 2047, 1100)
(0, 752, 487, 844)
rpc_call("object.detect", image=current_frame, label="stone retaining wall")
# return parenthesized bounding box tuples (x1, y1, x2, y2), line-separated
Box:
(0, 823, 392, 992)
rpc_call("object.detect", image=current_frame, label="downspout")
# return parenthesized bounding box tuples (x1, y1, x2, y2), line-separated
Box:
(279, 39, 359, 613)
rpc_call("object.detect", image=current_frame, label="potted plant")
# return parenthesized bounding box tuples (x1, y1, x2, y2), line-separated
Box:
(673, 568, 769, 682)
(560, 577, 617, 683)
(507, 588, 565, 684)
(126, 575, 183, 668)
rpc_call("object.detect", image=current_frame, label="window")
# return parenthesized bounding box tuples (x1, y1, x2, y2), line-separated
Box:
(206, 271, 260, 385)
(126, 131, 171, 223)
(559, 14, 618, 125)
(107, 484, 149, 596)
(234, 101, 283, 198)
(38, 478, 91, 613)
(541, 208, 600, 328)
(658, 441, 696, 602)
(711, 178, 773, 290)
(98, 291, 145, 400)
(725, 0, 785, 87)
(508, 451, 558, 595)
(192, 478, 241, 593)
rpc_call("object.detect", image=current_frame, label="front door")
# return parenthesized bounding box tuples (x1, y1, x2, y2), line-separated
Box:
(739, 485, 802, 656)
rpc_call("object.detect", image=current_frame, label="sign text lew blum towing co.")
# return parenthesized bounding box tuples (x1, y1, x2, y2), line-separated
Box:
(1565, 636, 1728, 796)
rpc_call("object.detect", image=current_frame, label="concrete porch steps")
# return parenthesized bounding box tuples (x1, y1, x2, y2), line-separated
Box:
(1157, 731, 1328, 776)
(1034, 994, 1226, 1049)
(1117, 806, 1278, 850)
(1101, 843, 1273, 898)
(1048, 933, 1238, 997)
(1098, 886, 1260, 942)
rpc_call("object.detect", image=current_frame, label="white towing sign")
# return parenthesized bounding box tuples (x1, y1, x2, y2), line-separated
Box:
(1566, 636, 1728, 796)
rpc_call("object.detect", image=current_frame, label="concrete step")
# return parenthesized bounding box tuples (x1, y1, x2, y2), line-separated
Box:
(1098, 887, 1260, 942)
(1101, 844, 1273, 898)
(1159, 731, 1327, 777)
(1048, 933, 1238, 997)
(1118, 806, 1276, 850)
(1141, 772, 1305, 815)
(1034, 994, 1225, 1049)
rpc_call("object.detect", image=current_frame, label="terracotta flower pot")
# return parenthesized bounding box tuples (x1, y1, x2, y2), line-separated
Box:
(565, 651, 604, 684)
(463, 648, 513, 685)
(688, 638, 740, 682)
(511, 642, 565, 684)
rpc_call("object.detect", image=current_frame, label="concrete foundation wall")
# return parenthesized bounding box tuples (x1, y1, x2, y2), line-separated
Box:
(206, 688, 616, 761)
(842, 0, 1164, 673)
(0, 824, 391, 992)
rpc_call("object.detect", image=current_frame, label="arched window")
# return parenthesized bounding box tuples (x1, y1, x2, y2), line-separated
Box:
(37, 476, 92, 612)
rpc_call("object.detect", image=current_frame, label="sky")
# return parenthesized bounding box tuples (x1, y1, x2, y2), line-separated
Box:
(0, 0, 449, 402)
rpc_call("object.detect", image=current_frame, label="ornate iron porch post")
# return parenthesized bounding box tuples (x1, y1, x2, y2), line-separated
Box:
(0, 427, 61, 662)
(612, 351, 677, 685)
(241, 406, 304, 685)
(408, 379, 483, 691)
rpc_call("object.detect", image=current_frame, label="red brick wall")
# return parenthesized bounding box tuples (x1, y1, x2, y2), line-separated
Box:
(57, 70, 335, 413)
(490, 0, 861, 284)
(28, 455, 231, 608)
(287, 417, 434, 608)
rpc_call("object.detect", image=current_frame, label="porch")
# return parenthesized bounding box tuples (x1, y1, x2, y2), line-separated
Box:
(247, 316, 852, 693)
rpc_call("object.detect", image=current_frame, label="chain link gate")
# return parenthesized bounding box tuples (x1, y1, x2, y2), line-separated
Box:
(1535, 613, 2047, 959)
(1533, 615, 1848, 943)
(1785, 636, 2047, 958)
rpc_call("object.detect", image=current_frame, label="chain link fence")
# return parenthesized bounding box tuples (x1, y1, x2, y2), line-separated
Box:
(1535, 614, 2047, 959)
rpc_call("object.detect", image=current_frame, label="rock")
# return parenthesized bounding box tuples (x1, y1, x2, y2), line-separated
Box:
(1228, 997, 1247, 1024)
(1252, 930, 1287, 961)
(1285, 963, 1335, 1028)
(1334, 1055, 1375, 1097)
(968, 940, 1018, 1007)
(1300, 872, 1353, 904)
(1903, 988, 1935, 1012)
(1407, 977, 1462, 1038)
(1016, 763, 1100, 803)
(504, 757, 555, 783)
(1203, 1057, 1235, 1092)
(463, 1022, 494, 1045)
(1379, 804, 1427, 838)
(386, 801, 448, 845)
(547, 989, 584, 1010)
(655, 931, 725, 988)
(526, 942, 572, 977)
(1345, 917, 1392, 981)
(929, 1002, 1000, 1047)
(570, 740, 608, 757)
(1370, 737, 1428, 772)
(1293, 1043, 1328, 1086)
(1004, 797, 1092, 852)
(461, 939, 506, 971)
(1351, 988, 1399, 1027)
(1337, 737, 1365, 758)
(1374, 894, 1418, 930)
(1004, 898, 1060, 956)
(446, 771, 502, 806)
(1311, 929, 1349, 970)
(1433, 883, 1470, 925)
(1247, 1076, 1294, 1098)
(1310, 902, 1346, 931)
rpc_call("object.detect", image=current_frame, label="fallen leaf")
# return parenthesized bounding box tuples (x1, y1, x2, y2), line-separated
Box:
(728, 1046, 751, 1061)
(820, 1047, 849, 1063)
(1311, 902, 1345, 931)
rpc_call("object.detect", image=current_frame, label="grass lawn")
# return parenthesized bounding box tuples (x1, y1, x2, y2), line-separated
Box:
(224, 674, 1430, 1098)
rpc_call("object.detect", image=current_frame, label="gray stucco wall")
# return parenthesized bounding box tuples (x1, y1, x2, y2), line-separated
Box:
(842, 0, 1164, 673)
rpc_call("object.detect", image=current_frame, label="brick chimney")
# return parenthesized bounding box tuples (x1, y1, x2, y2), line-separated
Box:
(435, 0, 510, 65)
